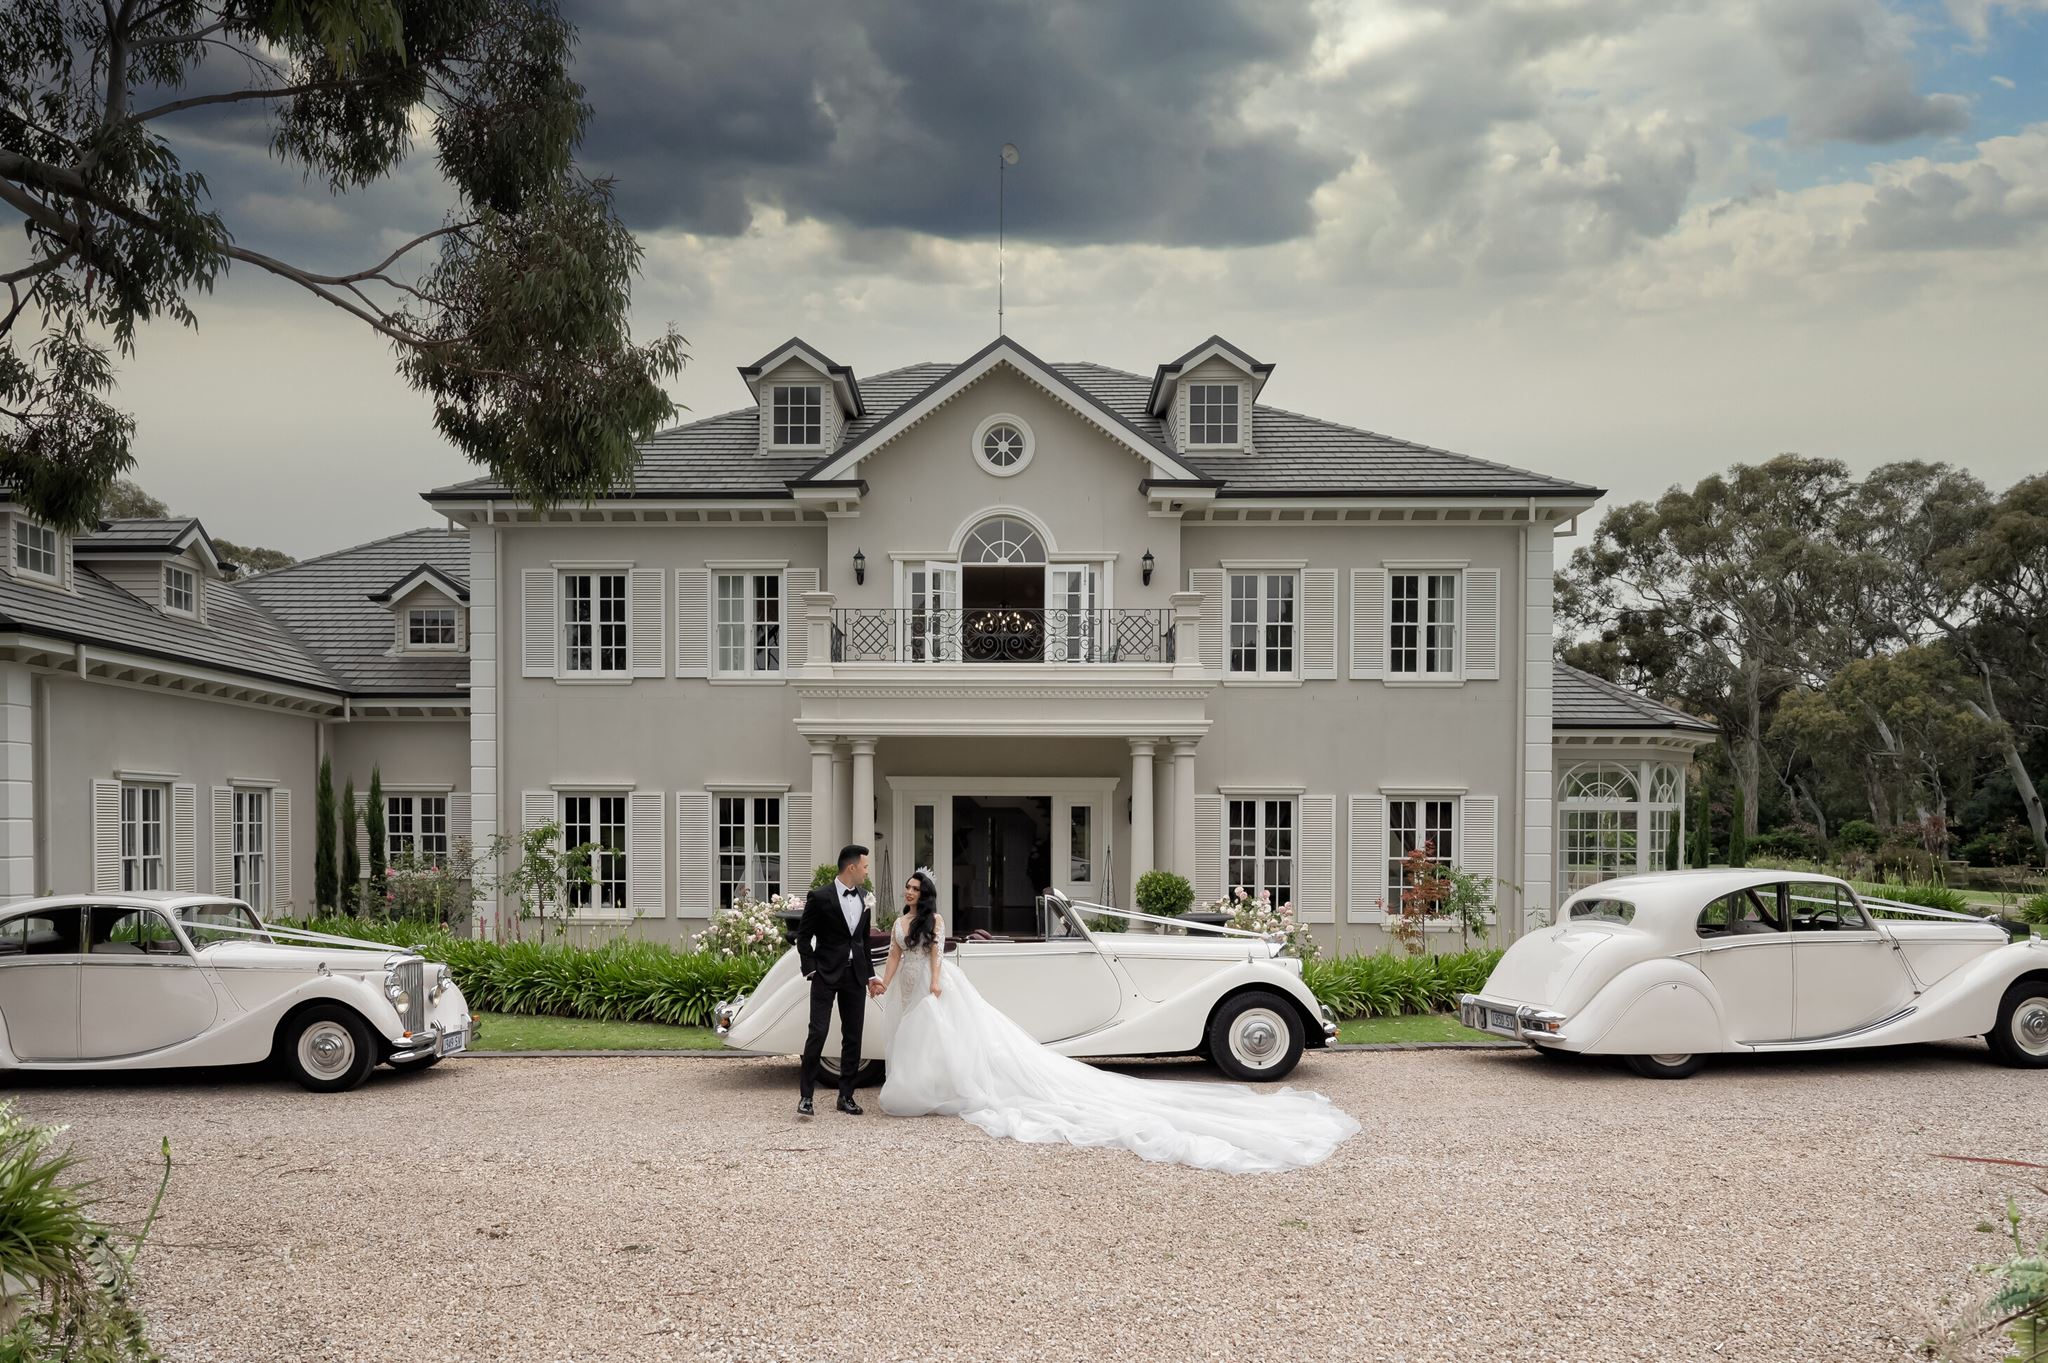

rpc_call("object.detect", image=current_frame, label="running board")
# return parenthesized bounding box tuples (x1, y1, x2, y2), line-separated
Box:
(1747, 1005, 1918, 1049)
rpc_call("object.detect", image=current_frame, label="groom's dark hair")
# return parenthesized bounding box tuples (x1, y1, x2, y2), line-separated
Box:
(837, 844, 869, 871)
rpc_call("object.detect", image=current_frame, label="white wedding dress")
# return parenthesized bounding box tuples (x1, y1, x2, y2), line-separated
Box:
(875, 916, 1359, 1173)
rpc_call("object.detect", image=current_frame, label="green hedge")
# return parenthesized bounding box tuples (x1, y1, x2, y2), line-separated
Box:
(1300, 949, 1505, 1020)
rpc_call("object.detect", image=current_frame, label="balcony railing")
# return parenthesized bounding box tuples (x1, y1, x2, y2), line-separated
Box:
(830, 607, 1176, 664)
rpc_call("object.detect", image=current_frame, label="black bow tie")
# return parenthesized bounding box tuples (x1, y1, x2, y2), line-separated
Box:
(841, 888, 860, 898)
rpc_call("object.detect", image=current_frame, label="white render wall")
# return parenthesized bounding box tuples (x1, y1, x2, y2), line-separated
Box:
(0, 663, 34, 902)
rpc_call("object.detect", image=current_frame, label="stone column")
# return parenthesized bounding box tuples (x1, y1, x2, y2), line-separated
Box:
(848, 737, 877, 859)
(832, 744, 853, 849)
(466, 523, 501, 935)
(1128, 739, 1156, 895)
(1171, 738, 1198, 878)
(808, 739, 837, 870)
(1152, 748, 1172, 880)
(0, 662, 35, 904)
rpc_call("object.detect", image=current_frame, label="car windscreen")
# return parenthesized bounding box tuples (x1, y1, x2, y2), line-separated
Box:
(1568, 898, 1636, 925)
(175, 902, 269, 949)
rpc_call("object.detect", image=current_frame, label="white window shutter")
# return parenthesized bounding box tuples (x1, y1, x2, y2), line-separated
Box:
(675, 569, 712, 677)
(627, 790, 665, 915)
(1299, 795, 1336, 923)
(1193, 794, 1223, 903)
(1350, 569, 1387, 680)
(1189, 569, 1225, 673)
(676, 791, 714, 915)
(1348, 794, 1387, 921)
(1464, 569, 1500, 680)
(629, 568, 665, 677)
(783, 569, 818, 671)
(449, 792, 472, 849)
(784, 793, 811, 889)
(1302, 569, 1338, 680)
(522, 791, 556, 911)
(1462, 795, 1498, 889)
(212, 787, 233, 895)
(354, 790, 370, 872)
(273, 788, 293, 914)
(521, 569, 556, 678)
(171, 783, 197, 892)
(92, 779, 121, 893)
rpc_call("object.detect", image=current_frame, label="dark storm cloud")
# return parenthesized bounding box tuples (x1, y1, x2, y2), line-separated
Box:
(563, 0, 1347, 247)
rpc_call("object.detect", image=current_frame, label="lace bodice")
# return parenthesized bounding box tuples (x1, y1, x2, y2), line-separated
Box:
(889, 914, 944, 999)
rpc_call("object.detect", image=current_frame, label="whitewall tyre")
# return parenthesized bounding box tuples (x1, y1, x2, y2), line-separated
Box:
(281, 1005, 378, 1093)
(1625, 1053, 1705, 1080)
(1987, 980, 2048, 1068)
(818, 1055, 884, 1088)
(1207, 992, 1305, 1082)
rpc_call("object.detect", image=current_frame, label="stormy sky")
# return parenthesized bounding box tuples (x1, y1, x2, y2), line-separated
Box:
(29, 0, 2048, 555)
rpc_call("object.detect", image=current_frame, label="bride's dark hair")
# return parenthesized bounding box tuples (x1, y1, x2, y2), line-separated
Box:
(904, 870, 940, 949)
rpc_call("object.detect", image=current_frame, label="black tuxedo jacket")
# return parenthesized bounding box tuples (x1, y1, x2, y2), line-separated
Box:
(797, 883, 875, 985)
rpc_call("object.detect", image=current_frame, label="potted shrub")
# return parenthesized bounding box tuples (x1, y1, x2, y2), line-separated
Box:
(1135, 870, 1196, 930)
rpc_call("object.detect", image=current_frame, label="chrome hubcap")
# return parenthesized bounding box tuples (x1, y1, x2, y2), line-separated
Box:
(298, 1022, 356, 1080)
(1230, 1009, 1286, 1068)
(2015, 999, 2048, 1056)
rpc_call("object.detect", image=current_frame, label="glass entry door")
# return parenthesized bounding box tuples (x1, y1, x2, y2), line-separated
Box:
(1046, 565, 1099, 662)
(907, 562, 960, 662)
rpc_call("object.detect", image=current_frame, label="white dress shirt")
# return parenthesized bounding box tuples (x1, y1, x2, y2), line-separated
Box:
(837, 881, 864, 934)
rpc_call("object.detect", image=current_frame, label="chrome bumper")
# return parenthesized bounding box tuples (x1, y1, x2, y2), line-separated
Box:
(388, 1014, 479, 1063)
(713, 995, 747, 1038)
(1316, 1002, 1339, 1043)
(1458, 994, 1566, 1042)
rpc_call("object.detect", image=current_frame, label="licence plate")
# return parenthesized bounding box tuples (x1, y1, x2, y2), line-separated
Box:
(438, 1029, 467, 1057)
(1488, 1009, 1518, 1034)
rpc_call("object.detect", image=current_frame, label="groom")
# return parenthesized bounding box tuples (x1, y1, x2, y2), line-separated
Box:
(796, 843, 883, 1116)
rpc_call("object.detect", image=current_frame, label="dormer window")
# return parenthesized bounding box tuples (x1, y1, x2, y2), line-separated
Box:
(13, 521, 58, 580)
(771, 384, 823, 448)
(1188, 383, 1241, 447)
(163, 563, 197, 616)
(408, 606, 458, 648)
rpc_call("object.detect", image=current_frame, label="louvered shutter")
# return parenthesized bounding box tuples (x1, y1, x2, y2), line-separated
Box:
(354, 790, 370, 873)
(783, 569, 818, 671)
(1192, 794, 1223, 903)
(676, 791, 714, 915)
(1461, 795, 1498, 891)
(171, 783, 197, 892)
(1189, 569, 1226, 673)
(1302, 569, 1338, 680)
(1348, 794, 1387, 921)
(449, 793, 472, 852)
(522, 791, 556, 912)
(1299, 795, 1336, 923)
(91, 779, 121, 893)
(212, 787, 233, 895)
(784, 793, 811, 891)
(272, 788, 293, 914)
(1350, 569, 1387, 680)
(521, 570, 556, 677)
(627, 790, 665, 915)
(1464, 569, 1500, 680)
(675, 569, 712, 677)
(629, 568, 665, 677)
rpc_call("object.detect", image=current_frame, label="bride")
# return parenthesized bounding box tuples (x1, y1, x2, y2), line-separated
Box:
(874, 869, 1359, 1173)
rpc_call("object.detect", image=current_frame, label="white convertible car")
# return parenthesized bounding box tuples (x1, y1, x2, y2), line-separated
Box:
(0, 891, 474, 1091)
(1459, 869, 2048, 1077)
(714, 890, 1338, 1082)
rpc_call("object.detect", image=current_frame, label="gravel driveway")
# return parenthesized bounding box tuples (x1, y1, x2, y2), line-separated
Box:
(10, 1043, 2044, 1363)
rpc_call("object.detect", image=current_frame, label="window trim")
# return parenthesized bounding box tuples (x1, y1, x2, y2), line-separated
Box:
(12, 520, 59, 583)
(161, 563, 197, 617)
(119, 782, 167, 892)
(1387, 567, 1463, 681)
(713, 568, 786, 679)
(1225, 794, 1297, 908)
(384, 792, 451, 864)
(1224, 568, 1300, 680)
(559, 569, 630, 678)
(769, 383, 825, 450)
(714, 790, 785, 909)
(405, 604, 460, 651)
(560, 791, 629, 916)
(1381, 793, 1460, 922)
(230, 786, 269, 915)
(1186, 381, 1243, 449)
(971, 413, 1036, 478)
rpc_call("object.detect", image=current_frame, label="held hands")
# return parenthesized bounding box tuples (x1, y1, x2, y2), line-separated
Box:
(867, 978, 887, 998)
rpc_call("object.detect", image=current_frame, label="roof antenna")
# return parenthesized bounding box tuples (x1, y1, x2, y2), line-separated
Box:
(999, 143, 1020, 336)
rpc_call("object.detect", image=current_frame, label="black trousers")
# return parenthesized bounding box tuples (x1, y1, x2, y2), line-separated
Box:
(799, 971, 866, 1100)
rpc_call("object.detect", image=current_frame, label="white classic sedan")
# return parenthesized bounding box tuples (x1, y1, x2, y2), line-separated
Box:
(1460, 869, 2047, 1077)
(0, 891, 474, 1091)
(714, 890, 1338, 1082)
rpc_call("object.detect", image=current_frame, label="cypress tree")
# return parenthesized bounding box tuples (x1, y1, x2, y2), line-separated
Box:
(1728, 785, 1748, 868)
(1690, 783, 1711, 869)
(367, 766, 387, 888)
(1666, 803, 1682, 871)
(314, 758, 338, 910)
(341, 779, 361, 911)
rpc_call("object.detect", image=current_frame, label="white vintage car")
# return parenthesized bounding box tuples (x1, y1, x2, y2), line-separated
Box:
(714, 890, 1338, 1082)
(0, 891, 474, 1091)
(1459, 869, 2048, 1077)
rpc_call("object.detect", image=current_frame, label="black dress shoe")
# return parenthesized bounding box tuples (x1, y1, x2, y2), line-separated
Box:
(836, 1097, 864, 1115)
(797, 1097, 814, 1116)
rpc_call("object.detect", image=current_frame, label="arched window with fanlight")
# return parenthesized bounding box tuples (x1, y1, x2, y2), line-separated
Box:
(1557, 759, 1688, 898)
(899, 511, 1114, 664)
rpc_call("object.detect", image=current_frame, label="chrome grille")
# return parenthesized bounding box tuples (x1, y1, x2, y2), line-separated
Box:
(394, 958, 426, 1032)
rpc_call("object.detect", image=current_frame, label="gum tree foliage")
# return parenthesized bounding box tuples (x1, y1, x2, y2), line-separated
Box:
(0, 0, 683, 530)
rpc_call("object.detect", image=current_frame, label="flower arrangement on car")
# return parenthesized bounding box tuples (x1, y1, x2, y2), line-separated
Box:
(1207, 886, 1319, 961)
(694, 889, 803, 963)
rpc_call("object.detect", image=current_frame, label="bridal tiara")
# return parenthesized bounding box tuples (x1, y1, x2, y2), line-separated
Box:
(913, 865, 937, 880)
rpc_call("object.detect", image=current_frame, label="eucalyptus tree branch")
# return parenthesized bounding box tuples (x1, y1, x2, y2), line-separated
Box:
(131, 77, 356, 124)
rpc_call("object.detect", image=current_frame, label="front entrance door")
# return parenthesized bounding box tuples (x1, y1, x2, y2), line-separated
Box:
(951, 796, 1052, 935)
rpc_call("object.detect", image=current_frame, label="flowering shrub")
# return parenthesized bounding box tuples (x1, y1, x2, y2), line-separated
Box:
(1206, 886, 1319, 960)
(1382, 842, 1495, 954)
(379, 842, 485, 926)
(693, 889, 800, 963)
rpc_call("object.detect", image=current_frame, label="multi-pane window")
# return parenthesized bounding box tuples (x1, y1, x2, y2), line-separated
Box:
(716, 572, 782, 675)
(716, 795, 782, 909)
(232, 789, 268, 913)
(562, 573, 627, 674)
(1187, 383, 1240, 446)
(1068, 805, 1093, 885)
(408, 606, 457, 646)
(1389, 572, 1459, 676)
(1227, 572, 1295, 676)
(771, 384, 822, 447)
(163, 564, 196, 615)
(14, 521, 57, 578)
(120, 784, 166, 891)
(1226, 797, 1294, 906)
(562, 794, 626, 912)
(386, 794, 449, 863)
(1387, 798, 1455, 903)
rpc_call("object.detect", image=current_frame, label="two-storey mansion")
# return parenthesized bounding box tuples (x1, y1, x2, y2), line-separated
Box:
(0, 335, 1712, 949)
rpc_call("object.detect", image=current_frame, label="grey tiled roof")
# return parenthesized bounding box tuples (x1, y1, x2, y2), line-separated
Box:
(239, 528, 469, 696)
(73, 518, 200, 550)
(1553, 663, 1716, 733)
(427, 348, 1597, 501)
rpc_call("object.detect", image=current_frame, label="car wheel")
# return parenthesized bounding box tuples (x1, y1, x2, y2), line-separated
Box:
(1207, 992, 1305, 1082)
(1625, 1053, 1704, 1080)
(386, 1053, 442, 1074)
(818, 1054, 884, 1088)
(281, 1005, 378, 1093)
(1987, 980, 2048, 1068)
